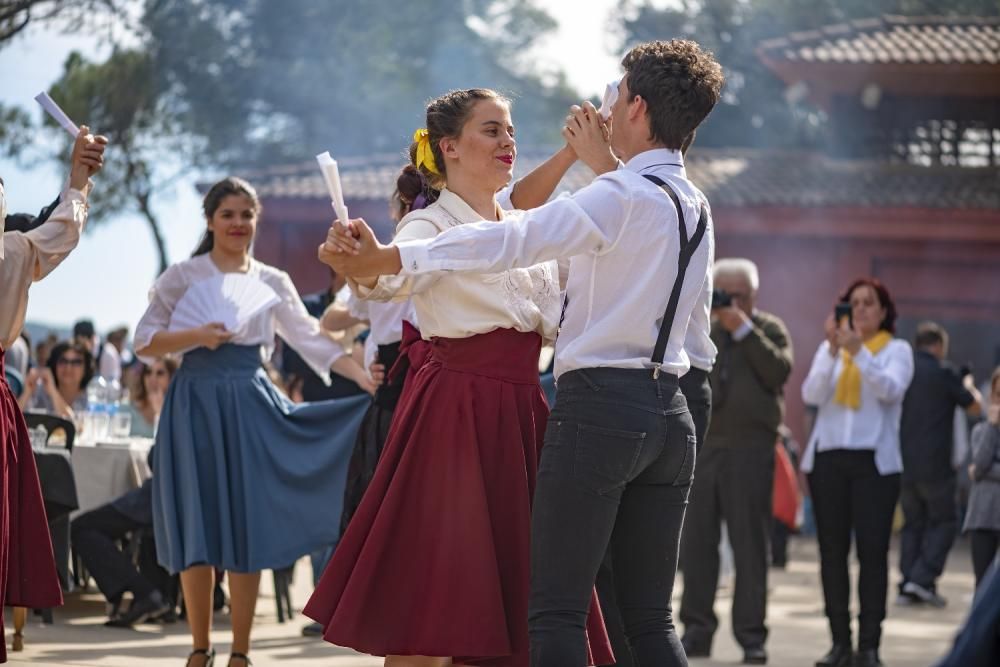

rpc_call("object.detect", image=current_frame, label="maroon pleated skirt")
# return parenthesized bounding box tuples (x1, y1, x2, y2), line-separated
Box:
(1, 351, 62, 663)
(305, 328, 612, 666)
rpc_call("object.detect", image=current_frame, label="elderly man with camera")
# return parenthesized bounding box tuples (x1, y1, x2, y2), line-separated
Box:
(680, 258, 793, 665)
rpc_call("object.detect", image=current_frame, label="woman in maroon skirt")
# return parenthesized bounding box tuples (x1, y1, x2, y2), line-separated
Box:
(305, 89, 611, 666)
(0, 127, 106, 660)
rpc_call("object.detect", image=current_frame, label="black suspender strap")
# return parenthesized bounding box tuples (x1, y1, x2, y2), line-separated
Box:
(643, 174, 708, 378)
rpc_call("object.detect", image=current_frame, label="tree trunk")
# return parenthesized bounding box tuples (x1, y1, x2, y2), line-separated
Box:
(136, 191, 169, 275)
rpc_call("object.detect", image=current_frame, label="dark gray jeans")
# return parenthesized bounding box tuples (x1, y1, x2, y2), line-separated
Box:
(528, 368, 696, 667)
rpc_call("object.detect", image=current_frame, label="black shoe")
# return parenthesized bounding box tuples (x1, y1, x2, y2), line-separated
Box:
(815, 643, 853, 667)
(681, 635, 711, 658)
(213, 583, 228, 612)
(152, 607, 178, 624)
(743, 646, 767, 664)
(186, 647, 215, 667)
(301, 621, 324, 637)
(903, 581, 947, 608)
(853, 649, 884, 667)
(104, 590, 171, 628)
(227, 652, 252, 666)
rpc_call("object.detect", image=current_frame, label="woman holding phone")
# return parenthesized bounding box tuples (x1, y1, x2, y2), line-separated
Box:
(801, 278, 914, 667)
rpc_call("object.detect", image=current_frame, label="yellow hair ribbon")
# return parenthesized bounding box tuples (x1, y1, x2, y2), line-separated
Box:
(413, 128, 440, 176)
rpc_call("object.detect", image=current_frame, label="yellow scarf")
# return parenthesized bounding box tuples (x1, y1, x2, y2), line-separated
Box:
(834, 330, 893, 410)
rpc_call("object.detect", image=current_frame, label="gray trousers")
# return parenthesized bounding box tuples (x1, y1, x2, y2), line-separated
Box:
(679, 441, 775, 650)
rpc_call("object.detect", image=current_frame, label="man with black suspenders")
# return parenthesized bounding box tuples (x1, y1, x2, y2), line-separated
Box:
(323, 40, 724, 666)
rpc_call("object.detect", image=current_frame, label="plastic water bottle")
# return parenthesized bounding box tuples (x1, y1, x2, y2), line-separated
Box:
(85, 376, 109, 443)
(111, 385, 132, 439)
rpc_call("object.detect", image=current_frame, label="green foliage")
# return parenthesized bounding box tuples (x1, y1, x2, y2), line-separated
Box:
(615, 0, 1000, 149)
(143, 0, 578, 166)
(0, 103, 34, 159)
(0, 0, 124, 45)
(46, 48, 188, 272)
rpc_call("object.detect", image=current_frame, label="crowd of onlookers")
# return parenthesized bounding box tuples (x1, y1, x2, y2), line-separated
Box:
(5, 262, 1000, 665)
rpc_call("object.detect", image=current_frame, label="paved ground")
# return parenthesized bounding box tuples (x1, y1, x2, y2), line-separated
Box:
(5, 536, 974, 666)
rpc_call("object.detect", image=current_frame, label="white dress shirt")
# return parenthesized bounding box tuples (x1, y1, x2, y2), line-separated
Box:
(352, 188, 561, 343)
(800, 338, 915, 475)
(395, 149, 715, 380)
(134, 254, 344, 382)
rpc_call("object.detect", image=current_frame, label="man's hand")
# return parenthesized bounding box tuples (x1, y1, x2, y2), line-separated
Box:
(715, 306, 750, 334)
(68, 125, 109, 191)
(317, 217, 401, 278)
(562, 101, 617, 175)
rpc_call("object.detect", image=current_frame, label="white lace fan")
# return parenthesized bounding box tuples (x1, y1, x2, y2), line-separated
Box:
(169, 274, 281, 336)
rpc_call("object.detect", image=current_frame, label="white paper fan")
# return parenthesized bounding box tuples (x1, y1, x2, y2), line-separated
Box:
(169, 274, 281, 335)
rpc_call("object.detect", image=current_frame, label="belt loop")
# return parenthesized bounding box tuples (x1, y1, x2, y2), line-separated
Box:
(579, 370, 600, 392)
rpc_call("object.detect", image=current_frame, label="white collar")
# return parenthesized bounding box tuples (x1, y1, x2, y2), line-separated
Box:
(624, 148, 686, 178)
(435, 188, 502, 226)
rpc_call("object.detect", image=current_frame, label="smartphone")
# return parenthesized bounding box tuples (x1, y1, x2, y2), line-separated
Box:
(834, 302, 852, 327)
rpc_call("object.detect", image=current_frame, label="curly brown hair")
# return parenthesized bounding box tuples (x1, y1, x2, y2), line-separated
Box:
(621, 40, 724, 150)
(409, 88, 510, 189)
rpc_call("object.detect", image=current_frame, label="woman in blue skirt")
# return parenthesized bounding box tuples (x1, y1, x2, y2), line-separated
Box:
(134, 177, 374, 667)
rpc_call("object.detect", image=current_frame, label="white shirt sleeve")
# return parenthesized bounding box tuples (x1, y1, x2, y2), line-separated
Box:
(352, 218, 445, 301)
(271, 271, 344, 382)
(852, 340, 914, 404)
(346, 292, 369, 320)
(395, 175, 630, 275)
(802, 341, 839, 406)
(134, 263, 188, 354)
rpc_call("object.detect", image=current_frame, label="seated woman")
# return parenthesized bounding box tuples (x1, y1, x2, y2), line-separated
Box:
(19, 340, 94, 421)
(126, 357, 178, 437)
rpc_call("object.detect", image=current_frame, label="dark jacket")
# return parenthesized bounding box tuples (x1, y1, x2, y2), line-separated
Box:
(707, 310, 793, 447)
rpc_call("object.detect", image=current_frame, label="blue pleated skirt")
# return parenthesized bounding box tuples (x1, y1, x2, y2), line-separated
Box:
(152, 344, 369, 573)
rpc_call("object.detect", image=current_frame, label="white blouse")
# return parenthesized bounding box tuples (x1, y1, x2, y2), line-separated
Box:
(348, 294, 417, 373)
(134, 254, 344, 382)
(1, 187, 90, 350)
(800, 338, 915, 475)
(353, 188, 561, 344)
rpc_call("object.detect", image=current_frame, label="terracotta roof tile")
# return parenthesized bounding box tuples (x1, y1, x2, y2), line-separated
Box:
(759, 15, 1000, 66)
(221, 149, 1000, 211)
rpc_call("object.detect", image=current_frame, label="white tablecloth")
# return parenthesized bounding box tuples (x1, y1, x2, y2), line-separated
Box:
(71, 438, 154, 515)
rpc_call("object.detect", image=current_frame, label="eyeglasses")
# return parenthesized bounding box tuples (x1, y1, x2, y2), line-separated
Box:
(57, 357, 85, 367)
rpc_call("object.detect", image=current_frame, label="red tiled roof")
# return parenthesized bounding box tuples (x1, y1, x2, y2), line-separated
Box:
(231, 149, 1000, 211)
(757, 14, 1000, 65)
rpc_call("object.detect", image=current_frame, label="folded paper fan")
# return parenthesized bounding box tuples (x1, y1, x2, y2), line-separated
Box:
(169, 274, 281, 336)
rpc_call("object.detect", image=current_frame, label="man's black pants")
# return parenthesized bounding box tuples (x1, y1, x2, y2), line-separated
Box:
(596, 368, 710, 666)
(528, 368, 696, 667)
(679, 442, 774, 650)
(899, 476, 957, 590)
(71, 504, 172, 605)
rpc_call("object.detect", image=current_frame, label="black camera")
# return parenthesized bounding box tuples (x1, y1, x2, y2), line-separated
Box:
(711, 288, 732, 309)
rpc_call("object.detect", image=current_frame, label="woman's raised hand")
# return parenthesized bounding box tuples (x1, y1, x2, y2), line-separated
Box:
(69, 126, 109, 190)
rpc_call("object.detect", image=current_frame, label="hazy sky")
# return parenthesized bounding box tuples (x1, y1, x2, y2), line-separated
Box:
(1, 0, 625, 333)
